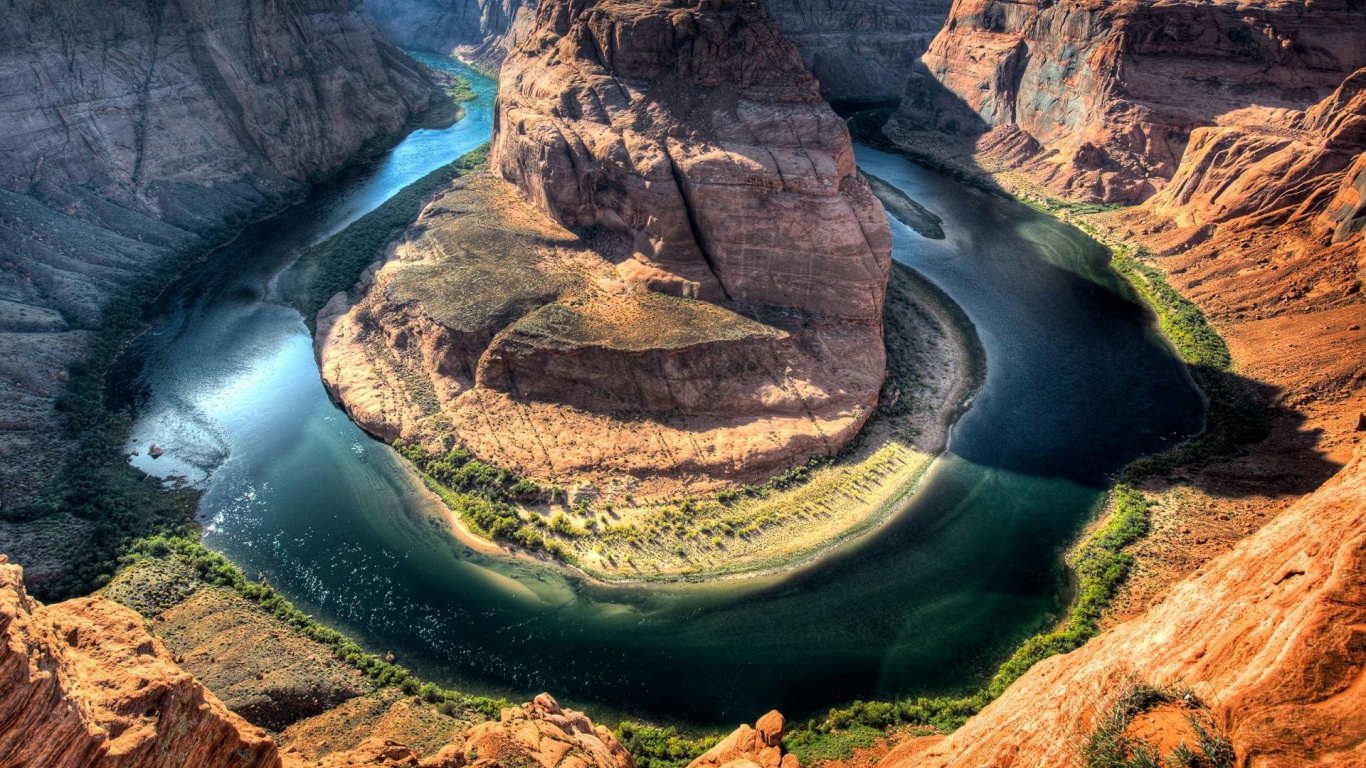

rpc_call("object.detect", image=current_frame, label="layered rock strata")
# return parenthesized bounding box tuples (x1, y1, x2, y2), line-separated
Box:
(0, 557, 282, 768)
(893, 0, 1366, 202)
(0, 0, 434, 512)
(323, 0, 892, 496)
(492, 0, 891, 319)
(876, 3, 1366, 765)
(366, 0, 951, 101)
(882, 443, 1366, 768)
(318, 171, 886, 495)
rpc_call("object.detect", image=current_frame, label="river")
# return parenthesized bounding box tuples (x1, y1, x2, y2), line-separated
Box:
(109, 52, 1204, 727)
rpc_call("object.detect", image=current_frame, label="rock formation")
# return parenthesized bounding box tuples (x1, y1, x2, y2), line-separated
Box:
(689, 711, 799, 768)
(764, 0, 953, 103)
(321, 0, 892, 496)
(462, 693, 635, 768)
(893, 0, 1366, 202)
(0, 0, 435, 513)
(492, 0, 890, 317)
(0, 557, 282, 768)
(880, 443, 1366, 768)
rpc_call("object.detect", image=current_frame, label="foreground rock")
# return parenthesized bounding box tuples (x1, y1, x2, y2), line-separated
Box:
(322, 0, 894, 498)
(0, 557, 281, 767)
(689, 711, 799, 768)
(463, 693, 634, 768)
(0, 0, 434, 520)
(883, 443, 1366, 767)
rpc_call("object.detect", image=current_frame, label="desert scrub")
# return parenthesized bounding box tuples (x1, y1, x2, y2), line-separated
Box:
(1081, 681, 1234, 768)
(394, 440, 572, 561)
(122, 535, 509, 720)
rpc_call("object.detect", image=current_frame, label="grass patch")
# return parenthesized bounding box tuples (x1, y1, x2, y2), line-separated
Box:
(1110, 246, 1267, 482)
(615, 722, 721, 768)
(785, 724, 885, 764)
(121, 535, 510, 720)
(1082, 681, 1234, 768)
(290, 145, 489, 328)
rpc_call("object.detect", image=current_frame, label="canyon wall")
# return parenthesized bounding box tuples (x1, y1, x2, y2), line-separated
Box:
(365, 0, 950, 100)
(893, 0, 1366, 202)
(0, 0, 434, 511)
(883, 444, 1366, 768)
(765, 0, 953, 103)
(878, 2, 1366, 765)
(363, 0, 528, 67)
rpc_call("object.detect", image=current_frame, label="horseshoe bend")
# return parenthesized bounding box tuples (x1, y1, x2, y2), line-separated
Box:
(0, 0, 1364, 765)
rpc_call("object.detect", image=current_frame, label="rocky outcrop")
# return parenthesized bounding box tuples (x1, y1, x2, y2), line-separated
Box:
(0, 557, 282, 768)
(882, 443, 1366, 768)
(463, 694, 635, 768)
(893, 0, 1366, 202)
(492, 0, 891, 320)
(0, 0, 435, 512)
(689, 711, 799, 768)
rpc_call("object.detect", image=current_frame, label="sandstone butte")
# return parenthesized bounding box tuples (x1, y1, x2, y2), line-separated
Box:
(317, 0, 894, 498)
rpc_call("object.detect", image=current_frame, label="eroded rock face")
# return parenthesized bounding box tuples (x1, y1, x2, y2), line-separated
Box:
(0, 558, 282, 768)
(364, 0, 529, 68)
(492, 0, 892, 320)
(0, 0, 433, 512)
(894, 0, 1366, 202)
(882, 444, 1366, 768)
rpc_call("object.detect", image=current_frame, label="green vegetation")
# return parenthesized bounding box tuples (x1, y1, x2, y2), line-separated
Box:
(615, 722, 720, 768)
(290, 146, 489, 327)
(1082, 682, 1234, 768)
(1110, 246, 1268, 481)
(394, 439, 572, 560)
(8, 223, 248, 600)
(121, 535, 509, 719)
(785, 724, 885, 764)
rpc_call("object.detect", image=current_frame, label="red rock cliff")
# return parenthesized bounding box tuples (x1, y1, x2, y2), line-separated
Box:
(895, 0, 1366, 202)
(0, 557, 283, 768)
(492, 0, 892, 320)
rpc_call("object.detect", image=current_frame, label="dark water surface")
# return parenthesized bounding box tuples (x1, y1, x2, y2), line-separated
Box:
(111, 54, 1203, 727)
